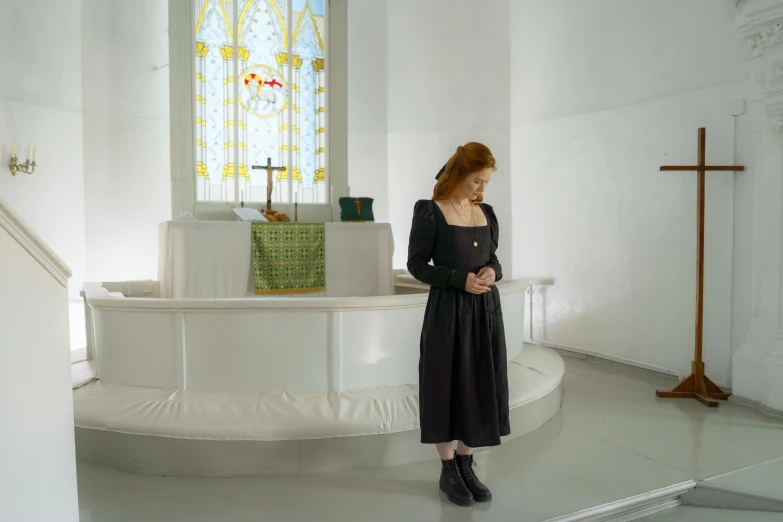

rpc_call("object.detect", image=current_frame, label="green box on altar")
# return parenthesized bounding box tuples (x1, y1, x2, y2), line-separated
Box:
(338, 197, 375, 222)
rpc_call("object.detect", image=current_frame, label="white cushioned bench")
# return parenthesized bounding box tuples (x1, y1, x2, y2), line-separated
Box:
(74, 346, 563, 441)
(73, 345, 564, 475)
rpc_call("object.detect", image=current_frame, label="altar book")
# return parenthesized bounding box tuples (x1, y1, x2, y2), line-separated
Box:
(232, 207, 268, 222)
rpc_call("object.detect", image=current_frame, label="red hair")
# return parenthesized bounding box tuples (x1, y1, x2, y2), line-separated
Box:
(432, 142, 496, 204)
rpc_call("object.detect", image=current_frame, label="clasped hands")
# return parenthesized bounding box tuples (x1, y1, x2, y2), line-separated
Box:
(466, 267, 496, 294)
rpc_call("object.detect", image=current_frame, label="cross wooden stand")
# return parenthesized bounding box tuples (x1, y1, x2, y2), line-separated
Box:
(657, 128, 744, 407)
(251, 158, 287, 212)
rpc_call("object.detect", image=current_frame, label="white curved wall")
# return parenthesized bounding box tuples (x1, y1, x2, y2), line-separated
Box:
(82, 0, 171, 283)
(347, 0, 513, 274)
(0, 0, 85, 300)
(347, 0, 756, 386)
(90, 283, 526, 393)
(510, 0, 749, 385)
(0, 0, 172, 299)
(511, 1, 747, 126)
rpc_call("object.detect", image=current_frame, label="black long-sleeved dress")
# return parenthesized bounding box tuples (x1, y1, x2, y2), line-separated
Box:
(407, 199, 510, 448)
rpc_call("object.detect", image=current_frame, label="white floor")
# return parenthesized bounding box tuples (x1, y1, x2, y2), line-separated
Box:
(76, 353, 783, 522)
(707, 457, 783, 497)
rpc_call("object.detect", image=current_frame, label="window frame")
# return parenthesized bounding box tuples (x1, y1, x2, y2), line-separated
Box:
(167, 0, 347, 222)
(192, 0, 330, 207)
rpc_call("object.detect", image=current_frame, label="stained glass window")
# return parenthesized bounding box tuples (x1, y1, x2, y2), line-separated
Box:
(194, 0, 327, 204)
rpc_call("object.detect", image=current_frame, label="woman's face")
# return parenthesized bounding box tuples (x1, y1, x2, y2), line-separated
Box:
(459, 168, 493, 201)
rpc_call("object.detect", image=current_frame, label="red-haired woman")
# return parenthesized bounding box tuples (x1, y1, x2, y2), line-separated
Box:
(407, 142, 509, 507)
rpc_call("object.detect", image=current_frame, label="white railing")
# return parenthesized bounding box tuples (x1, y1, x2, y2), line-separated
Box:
(82, 277, 537, 392)
(0, 197, 71, 287)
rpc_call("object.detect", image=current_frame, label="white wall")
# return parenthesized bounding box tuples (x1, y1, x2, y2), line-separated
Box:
(0, 0, 170, 351)
(511, 0, 749, 385)
(0, 0, 171, 289)
(82, 0, 171, 283)
(0, 0, 86, 300)
(0, 220, 79, 522)
(512, 0, 748, 126)
(350, 0, 512, 271)
(347, 0, 388, 225)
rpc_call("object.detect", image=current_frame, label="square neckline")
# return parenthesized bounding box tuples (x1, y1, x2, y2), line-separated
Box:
(432, 199, 489, 228)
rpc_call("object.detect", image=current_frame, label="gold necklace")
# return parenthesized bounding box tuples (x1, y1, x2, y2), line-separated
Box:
(450, 199, 478, 247)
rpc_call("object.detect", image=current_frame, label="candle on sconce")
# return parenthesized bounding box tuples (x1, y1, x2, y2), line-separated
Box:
(7, 141, 38, 175)
(241, 190, 244, 202)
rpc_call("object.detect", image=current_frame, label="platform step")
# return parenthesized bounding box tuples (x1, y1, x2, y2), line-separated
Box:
(74, 346, 565, 477)
(543, 482, 694, 522)
(546, 481, 783, 522)
(637, 506, 783, 521)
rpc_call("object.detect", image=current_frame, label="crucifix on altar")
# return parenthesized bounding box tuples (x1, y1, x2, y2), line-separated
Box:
(251, 157, 287, 211)
(656, 127, 744, 407)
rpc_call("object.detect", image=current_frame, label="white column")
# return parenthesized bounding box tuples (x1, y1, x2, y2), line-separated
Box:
(196, 42, 209, 200)
(238, 46, 250, 199)
(734, 1, 783, 412)
(314, 58, 326, 187)
(276, 51, 290, 203)
(293, 55, 303, 190)
(221, 45, 235, 200)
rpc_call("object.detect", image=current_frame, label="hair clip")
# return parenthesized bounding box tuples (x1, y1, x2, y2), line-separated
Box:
(435, 164, 446, 180)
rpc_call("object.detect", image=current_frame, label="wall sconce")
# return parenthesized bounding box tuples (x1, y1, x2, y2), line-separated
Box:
(8, 142, 37, 175)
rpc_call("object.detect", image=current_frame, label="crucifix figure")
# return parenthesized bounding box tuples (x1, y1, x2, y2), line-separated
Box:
(251, 157, 287, 211)
(657, 127, 744, 407)
(353, 198, 362, 216)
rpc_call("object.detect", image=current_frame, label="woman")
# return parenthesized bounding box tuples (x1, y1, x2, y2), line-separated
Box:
(407, 142, 509, 507)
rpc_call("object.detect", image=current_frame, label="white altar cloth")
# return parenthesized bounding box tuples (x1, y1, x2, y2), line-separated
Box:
(158, 221, 394, 298)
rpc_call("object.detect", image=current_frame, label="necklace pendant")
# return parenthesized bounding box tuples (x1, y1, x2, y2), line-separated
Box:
(473, 241, 478, 247)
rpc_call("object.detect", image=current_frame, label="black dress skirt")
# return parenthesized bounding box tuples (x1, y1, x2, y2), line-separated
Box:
(407, 199, 510, 448)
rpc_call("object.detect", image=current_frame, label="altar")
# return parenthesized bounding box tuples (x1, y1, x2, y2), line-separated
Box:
(158, 220, 394, 298)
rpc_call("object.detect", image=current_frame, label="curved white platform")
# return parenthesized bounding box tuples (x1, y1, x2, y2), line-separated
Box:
(74, 345, 564, 476)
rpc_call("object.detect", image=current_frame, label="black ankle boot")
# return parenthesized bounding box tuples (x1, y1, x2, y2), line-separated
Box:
(456, 454, 492, 501)
(439, 458, 474, 506)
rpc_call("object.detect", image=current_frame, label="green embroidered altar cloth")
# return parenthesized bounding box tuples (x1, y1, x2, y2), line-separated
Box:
(251, 222, 326, 294)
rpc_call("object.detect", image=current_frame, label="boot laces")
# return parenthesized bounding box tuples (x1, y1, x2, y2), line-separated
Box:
(449, 459, 466, 483)
(460, 457, 479, 482)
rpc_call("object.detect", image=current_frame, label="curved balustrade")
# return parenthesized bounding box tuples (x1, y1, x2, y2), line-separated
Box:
(88, 279, 531, 393)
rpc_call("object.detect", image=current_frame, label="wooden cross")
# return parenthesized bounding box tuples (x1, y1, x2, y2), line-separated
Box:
(656, 127, 744, 407)
(353, 198, 362, 216)
(251, 157, 287, 211)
